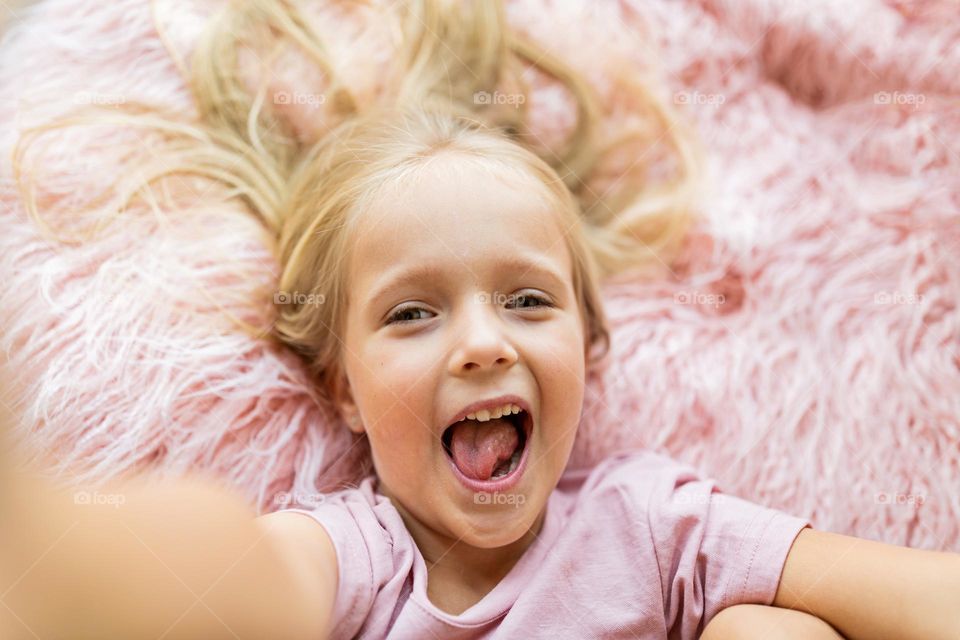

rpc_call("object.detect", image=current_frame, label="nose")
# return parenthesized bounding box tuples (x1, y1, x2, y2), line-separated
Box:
(448, 293, 518, 375)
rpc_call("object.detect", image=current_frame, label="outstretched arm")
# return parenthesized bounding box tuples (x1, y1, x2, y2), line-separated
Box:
(0, 431, 336, 639)
(772, 527, 960, 640)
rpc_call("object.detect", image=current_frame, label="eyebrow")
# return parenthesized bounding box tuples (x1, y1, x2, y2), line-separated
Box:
(365, 256, 568, 309)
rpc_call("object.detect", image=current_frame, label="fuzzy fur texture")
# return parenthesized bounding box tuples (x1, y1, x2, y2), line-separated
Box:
(1, 0, 958, 551)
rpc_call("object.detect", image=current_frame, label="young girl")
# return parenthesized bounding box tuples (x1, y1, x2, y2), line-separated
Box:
(2, 1, 958, 638)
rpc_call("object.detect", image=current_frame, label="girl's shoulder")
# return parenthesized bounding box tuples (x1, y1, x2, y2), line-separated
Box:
(278, 475, 406, 557)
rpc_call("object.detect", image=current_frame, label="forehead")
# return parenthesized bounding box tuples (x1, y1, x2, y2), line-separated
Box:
(347, 156, 573, 299)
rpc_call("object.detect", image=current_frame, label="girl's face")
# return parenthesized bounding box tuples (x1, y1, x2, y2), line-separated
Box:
(336, 155, 587, 548)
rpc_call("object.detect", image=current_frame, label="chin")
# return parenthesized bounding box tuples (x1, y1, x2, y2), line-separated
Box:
(454, 501, 540, 548)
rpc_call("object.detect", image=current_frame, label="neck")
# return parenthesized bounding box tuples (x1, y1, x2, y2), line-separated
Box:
(380, 484, 548, 610)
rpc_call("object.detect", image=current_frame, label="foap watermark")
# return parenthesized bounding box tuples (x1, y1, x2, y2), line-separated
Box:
(474, 492, 526, 507)
(74, 490, 126, 509)
(674, 290, 726, 309)
(73, 91, 126, 107)
(674, 91, 726, 107)
(274, 290, 326, 306)
(473, 90, 525, 108)
(874, 91, 925, 109)
(670, 492, 727, 507)
(274, 91, 326, 107)
(273, 491, 327, 508)
(874, 491, 925, 506)
(474, 290, 531, 306)
(874, 290, 924, 306)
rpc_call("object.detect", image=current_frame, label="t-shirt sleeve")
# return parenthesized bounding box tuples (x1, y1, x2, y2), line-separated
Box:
(282, 486, 408, 640)
(640, 453, 812, 639)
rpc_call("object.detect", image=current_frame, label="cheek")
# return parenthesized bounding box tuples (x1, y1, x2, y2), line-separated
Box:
(355, 342, 437, 446)
(534, 319, 587, 427)
(538, 315, 587, 380)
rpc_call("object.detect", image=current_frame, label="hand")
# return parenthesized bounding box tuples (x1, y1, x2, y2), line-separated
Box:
(0, 374, 18, 511)
(0, 371, 54, 640)
(0, 373, 35, 516)
(0, 374, 28, 639)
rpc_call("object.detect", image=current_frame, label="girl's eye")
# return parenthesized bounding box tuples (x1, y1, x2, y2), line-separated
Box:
(384, 292, 553, 326)
(506, 292, 552, 310)
(386, 306, 433, 325)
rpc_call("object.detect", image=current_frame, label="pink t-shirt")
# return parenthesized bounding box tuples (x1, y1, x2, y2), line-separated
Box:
(284, 448, 811, 639)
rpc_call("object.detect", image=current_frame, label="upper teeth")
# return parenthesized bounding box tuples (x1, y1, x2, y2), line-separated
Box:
(460, 403, 522, 422)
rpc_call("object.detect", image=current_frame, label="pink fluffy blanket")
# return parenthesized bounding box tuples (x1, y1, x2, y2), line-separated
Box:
(2, 0, 959, 551)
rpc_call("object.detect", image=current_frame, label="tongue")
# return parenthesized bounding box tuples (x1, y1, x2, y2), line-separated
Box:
(448, 418, 519, 481)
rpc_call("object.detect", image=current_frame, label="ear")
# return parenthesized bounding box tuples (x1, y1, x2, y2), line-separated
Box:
(331, 368, 365, 434)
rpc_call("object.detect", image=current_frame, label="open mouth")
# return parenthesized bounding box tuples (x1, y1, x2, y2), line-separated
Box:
(441, 409, 531, 481)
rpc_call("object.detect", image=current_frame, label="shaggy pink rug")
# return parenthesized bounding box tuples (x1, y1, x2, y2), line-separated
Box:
(2, 0, 958, 552)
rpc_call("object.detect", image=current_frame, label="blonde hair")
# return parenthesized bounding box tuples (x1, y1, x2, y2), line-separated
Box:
(13, 0, 702, 418)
